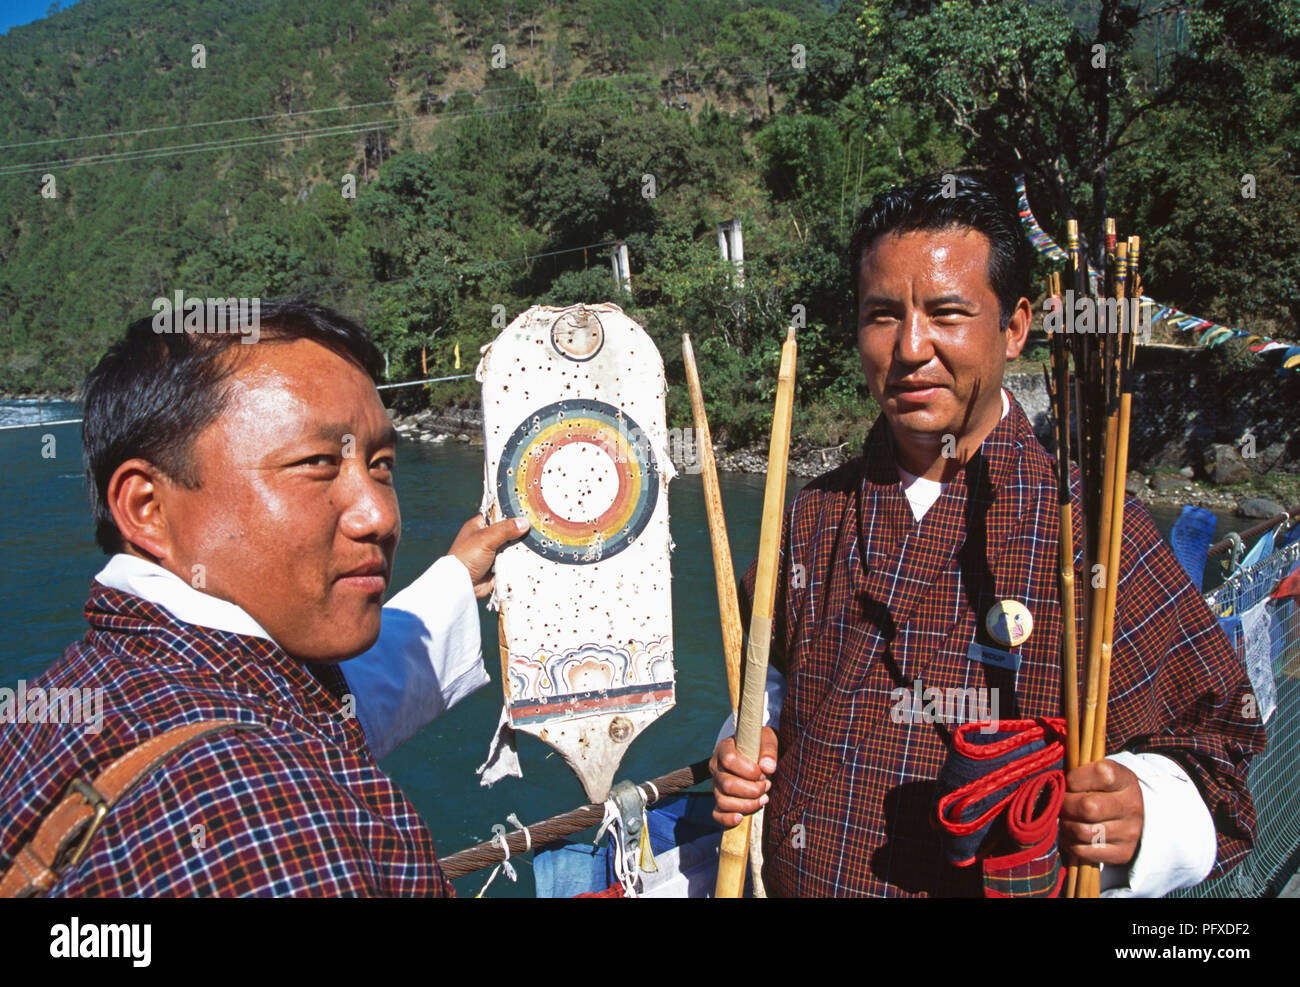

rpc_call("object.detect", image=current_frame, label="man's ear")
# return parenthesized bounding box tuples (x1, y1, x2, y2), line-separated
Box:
(106, 458, 176, 562)
(1004, 296, 1033, 360)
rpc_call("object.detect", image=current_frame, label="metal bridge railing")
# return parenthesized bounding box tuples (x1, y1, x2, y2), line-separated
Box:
(1171, 539, 1300, 897)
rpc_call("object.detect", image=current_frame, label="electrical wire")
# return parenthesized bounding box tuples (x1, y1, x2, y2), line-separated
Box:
(0, 63, 810, 176)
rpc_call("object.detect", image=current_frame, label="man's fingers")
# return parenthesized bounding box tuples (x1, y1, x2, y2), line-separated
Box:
(1066, 759, 1127, 793)
(713, 809, 751, 828)
(448, 515, 529, 587)
(712, 792, 767, 818)
(710, 735, 773, 827)
(717, 745, 765, 782)
(479, 515, 530, 547)
(714, 771, 770, 800)
(1061, 817, 1139, 866)
(758, 727, 779, 774)
(1060, 813, 1132, 844)
(1059, 759, 1144, 868)
(1061, 789, 1126, 825)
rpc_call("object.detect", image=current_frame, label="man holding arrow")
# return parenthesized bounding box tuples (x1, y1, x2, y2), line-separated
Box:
(710, 172, 1263, 897)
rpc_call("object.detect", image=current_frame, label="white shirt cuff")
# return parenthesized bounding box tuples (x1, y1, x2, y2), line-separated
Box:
(1098, 751, 1217, 897)
(716, 665, 787, 747)
(340, 555, 487, 761)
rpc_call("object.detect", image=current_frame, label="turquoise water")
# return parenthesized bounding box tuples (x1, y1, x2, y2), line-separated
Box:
(0, 401, 1260, 896)
(0, 401, 774, 896)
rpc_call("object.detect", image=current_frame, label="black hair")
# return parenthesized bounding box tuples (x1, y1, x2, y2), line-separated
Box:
(82, 299, 383, 554)
(847, 171, 1030, 328)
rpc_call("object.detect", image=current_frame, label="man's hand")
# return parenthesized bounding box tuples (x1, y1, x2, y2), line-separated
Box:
(447, 515, 530, 599)
(1060, 758, 1145, 866)
(711, 726, 779, 828)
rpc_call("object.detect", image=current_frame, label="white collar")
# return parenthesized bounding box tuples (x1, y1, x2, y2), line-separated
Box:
(897, 387, 1010, 487)
(94, 553, 274, 641)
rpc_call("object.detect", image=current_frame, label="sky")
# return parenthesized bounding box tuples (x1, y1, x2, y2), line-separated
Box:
(0, 0, 85, 36)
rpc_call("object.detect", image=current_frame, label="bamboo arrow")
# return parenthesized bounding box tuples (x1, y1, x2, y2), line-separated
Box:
(684, 334, 769, 897)
(715, 327, 797, 900)
(683, 334, 744, 713)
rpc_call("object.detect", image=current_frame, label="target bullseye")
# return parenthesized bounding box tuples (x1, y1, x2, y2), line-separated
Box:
(497, 399, 658, 564)
(538, 442, 620, 522)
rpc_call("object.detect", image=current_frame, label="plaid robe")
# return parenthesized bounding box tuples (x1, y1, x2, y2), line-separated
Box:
(747, 398, 1264, 897)
(0, 584, 452, 896)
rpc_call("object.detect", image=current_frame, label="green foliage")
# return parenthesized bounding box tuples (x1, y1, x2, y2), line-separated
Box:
(537, 268, 623, 306)
(0, 0, 1292, 463)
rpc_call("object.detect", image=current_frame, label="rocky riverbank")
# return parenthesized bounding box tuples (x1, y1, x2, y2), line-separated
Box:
(391, 405, 484, 447)
(709, 435, 1295, 514)
(392, 369, 1298, 518)
(389, 405, 860, 479)
(0, 391, 77, 402)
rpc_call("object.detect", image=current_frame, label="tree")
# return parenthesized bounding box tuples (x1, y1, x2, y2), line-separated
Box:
(714, 8, 803, 119)
(857, 0, 1211, 265)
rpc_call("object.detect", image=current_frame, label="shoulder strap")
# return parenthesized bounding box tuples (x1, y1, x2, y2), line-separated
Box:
(0, 719, 260, 898)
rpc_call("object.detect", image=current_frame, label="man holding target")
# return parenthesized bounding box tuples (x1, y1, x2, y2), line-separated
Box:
(0, 302, 525, 896)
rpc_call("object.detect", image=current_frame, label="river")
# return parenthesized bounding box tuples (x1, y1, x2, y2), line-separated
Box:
(0, 399, 1260, 895)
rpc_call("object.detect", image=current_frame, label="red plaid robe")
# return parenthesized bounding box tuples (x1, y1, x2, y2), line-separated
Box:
(0, 585, 453, 896)
(747, 399, 1264, 897)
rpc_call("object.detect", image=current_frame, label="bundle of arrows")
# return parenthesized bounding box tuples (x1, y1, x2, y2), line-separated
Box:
(1043, 217, 1144, 899)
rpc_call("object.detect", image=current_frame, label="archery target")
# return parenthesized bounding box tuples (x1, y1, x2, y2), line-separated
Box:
(496, 398, 659, 564)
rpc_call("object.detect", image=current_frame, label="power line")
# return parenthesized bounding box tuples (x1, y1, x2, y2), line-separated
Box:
(0, 95, 419, 152)
(368, 238, 620, 289)
(484, 240, 619, 269)
(0, 86, 641, 176)
(375, 373, 473, 390)
(0, 64, 811, 176)
(0, 51, 793, 153)
(0, 116, 404, 175)
(0, 417, 82, 431)
(0, 373, 479, 429)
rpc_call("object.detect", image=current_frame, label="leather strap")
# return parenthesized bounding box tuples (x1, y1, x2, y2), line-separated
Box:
(0, 719, 258, 898)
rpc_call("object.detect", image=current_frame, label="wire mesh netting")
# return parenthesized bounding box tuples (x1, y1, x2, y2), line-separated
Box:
(1170, 539, 1300, 898)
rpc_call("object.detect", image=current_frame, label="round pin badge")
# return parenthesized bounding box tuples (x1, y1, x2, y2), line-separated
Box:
(986, 600, 1033, 647)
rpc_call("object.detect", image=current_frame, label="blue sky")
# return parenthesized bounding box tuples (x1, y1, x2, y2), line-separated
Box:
(1, 0, 84, 35)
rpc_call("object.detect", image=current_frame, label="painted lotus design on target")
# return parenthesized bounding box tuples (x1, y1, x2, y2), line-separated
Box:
(507, 638, 674, 725)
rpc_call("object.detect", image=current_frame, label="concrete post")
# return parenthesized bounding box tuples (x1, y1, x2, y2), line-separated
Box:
(611, 241, 632, 293)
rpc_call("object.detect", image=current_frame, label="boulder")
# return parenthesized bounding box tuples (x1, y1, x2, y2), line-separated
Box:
(1151, 472, 1192, 493)
(1260, 441, 1294, 474)
(1204, 444, 1252, 486)
(1236, 497, 1286, 519)
(1125, 471, 1147, 497)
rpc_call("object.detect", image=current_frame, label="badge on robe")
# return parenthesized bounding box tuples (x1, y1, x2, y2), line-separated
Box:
(986, 600, 1033, 647)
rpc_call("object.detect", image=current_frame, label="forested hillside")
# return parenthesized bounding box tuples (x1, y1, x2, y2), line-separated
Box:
(1, 0, 1296, 449)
